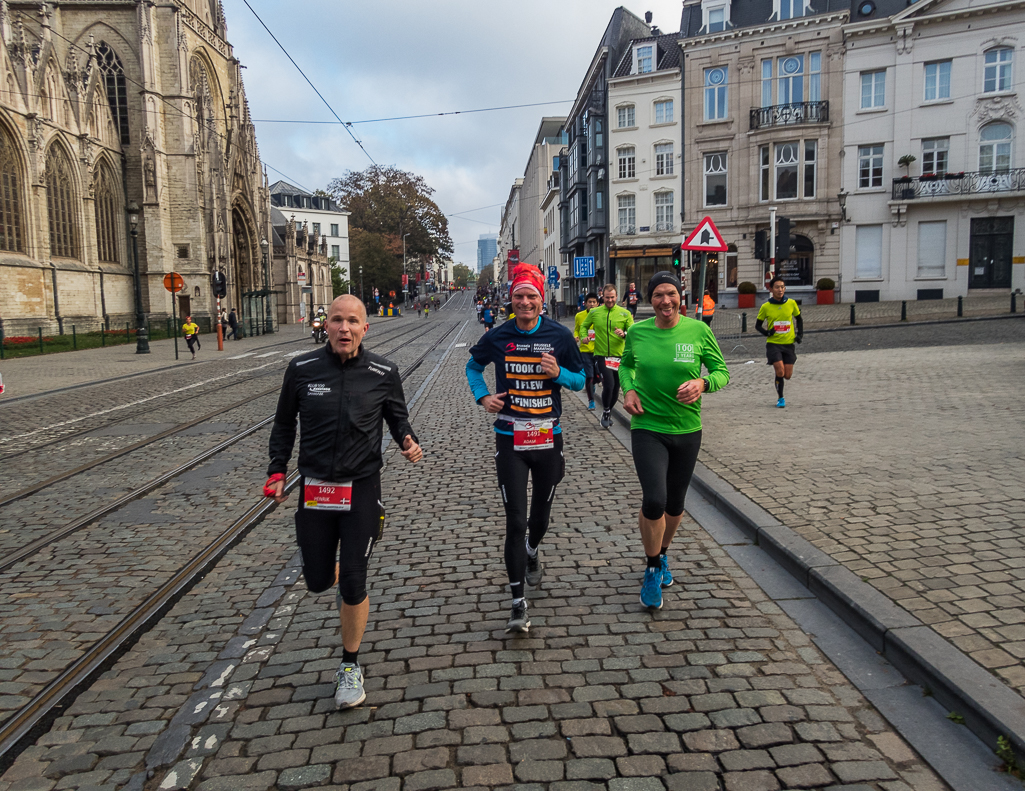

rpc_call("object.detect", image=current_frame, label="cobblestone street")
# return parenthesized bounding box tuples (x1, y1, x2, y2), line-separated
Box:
(0, 303, 958, 791)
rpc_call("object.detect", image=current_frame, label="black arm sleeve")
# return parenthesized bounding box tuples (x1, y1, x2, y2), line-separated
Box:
(795, 314, 804, 337)
(382, 368, 417, 446)
(755, 319, 769, 337)
(267, 365, 299, 476)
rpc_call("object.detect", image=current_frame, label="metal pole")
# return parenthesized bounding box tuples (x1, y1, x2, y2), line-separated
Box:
(1012, 293, 1017, 314)
(742, 312, 747, 333)
(130, 222, 150, 354)
(957, 295, 963, 317)
(72, 325, 76, 350)
(850, 304, 856, 325)
(768, 206, 777, 286)
(171, 289, 179, 360)
(901, 300, 907, 322)
(38, 327, 43, 354)
(216, 293, 224, 351)
(695, 252, 708, 321)
(262, 240, 273, 333)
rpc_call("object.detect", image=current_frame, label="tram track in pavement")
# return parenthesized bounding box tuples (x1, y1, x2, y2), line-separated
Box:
(0, 316, 437, 461)
(0, 305, 471, 769)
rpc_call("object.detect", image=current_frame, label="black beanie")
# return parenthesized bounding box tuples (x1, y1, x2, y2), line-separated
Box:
(646, 271, 683, 303)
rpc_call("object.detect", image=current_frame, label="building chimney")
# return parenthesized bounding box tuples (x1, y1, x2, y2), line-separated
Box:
(644, 10, 653, 23)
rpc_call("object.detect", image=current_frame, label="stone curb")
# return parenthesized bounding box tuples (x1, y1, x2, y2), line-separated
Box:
(607, 404, 1025, 760)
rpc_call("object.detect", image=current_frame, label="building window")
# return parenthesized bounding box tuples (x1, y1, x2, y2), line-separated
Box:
(96, 43, 129, 145)
(708, 6, 725, 31)
(761, 59, 773, 107)
(93, 159, 120, 264)
(704, 153, 727, 206)
(726, 243, 739, 288)
(0, 126, 24, 253)
(803, 140, 817, 198)
(979, 122, 1012, 173)
(312, 222, 321, 237)
(917, 221, 947, 278)
(618, 146, 636, 179)
(778, 56, 804, 104)
(861, 70, 886, 109)
(924, 61, 951, 101)
(704, 67, 728, 120)
(856, 225, 883, 278)
(595, 119, 603, 148)
(596, 191, 603, 210)
(759, 146, 770, 201)
(922, 137, 949, 174)
(655, 143, 674, 176)
(617, 105, 635, 128)
(654, 191, 674, 231)
(809, 52, 821, 102)
(330, 223, 339, 236)
(636, 45, 653, 74)
(45, 144, 78, 259)
(858, 144, 884, 187)
(331, 244, 340, 260)
(617, 194, 636, 234)
(984, 48, 1013, 93)
(775, 142, 799, 199)
(779, 0, 806, 20)
(654, 99, 674, 124)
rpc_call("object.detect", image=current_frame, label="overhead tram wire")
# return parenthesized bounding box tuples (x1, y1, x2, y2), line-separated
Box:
(239, 0, 376, 165)
(252, 99, 576, 126)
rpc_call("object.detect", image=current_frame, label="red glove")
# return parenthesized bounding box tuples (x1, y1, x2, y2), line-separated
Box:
(263, 473, 285, 497)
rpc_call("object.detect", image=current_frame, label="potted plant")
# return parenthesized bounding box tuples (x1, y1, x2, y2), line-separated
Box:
(897, 155, 918, 198)
(920, 172, 939, 181)
(816, 277, 836, 305)
(737, 281, 757, 309)
(898, 154, 916, 173)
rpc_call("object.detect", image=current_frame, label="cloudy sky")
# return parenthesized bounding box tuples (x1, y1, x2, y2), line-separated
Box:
(222, 0, 685, 267)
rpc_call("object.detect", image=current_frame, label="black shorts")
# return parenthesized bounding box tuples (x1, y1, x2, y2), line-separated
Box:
(765, 343, 797, 366)
(294, 473, 383, 606)
(631, 429, 702, 520)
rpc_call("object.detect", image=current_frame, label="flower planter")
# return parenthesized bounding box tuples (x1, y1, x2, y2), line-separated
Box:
(816, 289, 835, 305)
(738, 293, 756, 308)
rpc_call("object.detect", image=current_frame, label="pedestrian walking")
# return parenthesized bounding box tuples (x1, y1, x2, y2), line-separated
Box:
(620, 271, 730, 609)
(182, 316, 200, 359)
(624, 282, 639, 317)
(756, 276, 803, 408)
(701, 291, 716, 327)
(264, 294, 423, 708)
(226, 309, 239, 340)
(483, 305, 494, 331)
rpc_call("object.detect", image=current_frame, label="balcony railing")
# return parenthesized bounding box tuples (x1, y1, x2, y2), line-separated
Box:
(749, 101, 829, 130)
(614, 224, 637, 236)
(892, 169, 1025, 200)
(652, 221, 675, 233)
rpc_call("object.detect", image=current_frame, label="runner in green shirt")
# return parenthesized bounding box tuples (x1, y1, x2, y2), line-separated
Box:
(755, 276, 803, 408)
(620, 271, 730, 610)
(580, 284, 634, 428)
(573, 292, 600, 410)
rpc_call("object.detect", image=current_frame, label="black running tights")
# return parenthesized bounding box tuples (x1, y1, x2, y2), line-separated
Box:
(631, 429, 702, 520)
(494, 432, 564, 596)
(595, 357, 621, 412)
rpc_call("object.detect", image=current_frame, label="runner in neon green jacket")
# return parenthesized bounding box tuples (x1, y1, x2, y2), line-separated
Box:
(580, 285, 634, 427)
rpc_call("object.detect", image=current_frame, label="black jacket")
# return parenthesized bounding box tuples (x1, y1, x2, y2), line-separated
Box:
(268, 344, 417, 481)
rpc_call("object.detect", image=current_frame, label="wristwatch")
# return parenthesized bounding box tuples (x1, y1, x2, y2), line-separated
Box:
(701, 378, 710, 393)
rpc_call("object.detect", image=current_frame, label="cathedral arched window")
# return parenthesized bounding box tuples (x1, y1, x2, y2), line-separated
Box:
(46, 144, 78, 259)
(97, 43, 129, 146)
(93, 159, 120, 264)
(0, 126, 24, 252)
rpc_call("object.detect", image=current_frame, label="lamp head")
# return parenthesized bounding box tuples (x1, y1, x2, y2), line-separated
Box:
(127, 201, 140, 229)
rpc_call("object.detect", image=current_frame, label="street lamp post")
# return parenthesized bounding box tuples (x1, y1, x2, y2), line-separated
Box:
(261, 238, 272, 333)
(403, 232, 410, 304)
(127, 202, 149, 354)
(359, 265, 364, 304)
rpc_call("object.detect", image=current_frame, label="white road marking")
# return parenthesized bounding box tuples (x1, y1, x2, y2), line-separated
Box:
(455, 343, 467, 348)
(282, 350, 307, 358)
(254, 351, 280, 358)
(226, 352, 256, 359)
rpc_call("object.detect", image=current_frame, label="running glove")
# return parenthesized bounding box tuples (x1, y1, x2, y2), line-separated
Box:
(795, 335, 803, 344)
(263, 473, 286, 497)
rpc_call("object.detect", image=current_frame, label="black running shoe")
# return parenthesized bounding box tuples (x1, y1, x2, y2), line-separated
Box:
(525, 548, 543, 587)
(506, 600, 530, 633)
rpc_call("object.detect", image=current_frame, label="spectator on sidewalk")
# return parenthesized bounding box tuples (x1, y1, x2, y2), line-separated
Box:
(226, 309, 239, 340)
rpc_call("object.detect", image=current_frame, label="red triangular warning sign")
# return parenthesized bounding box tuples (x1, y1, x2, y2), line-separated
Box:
(682, 216, 728, 252)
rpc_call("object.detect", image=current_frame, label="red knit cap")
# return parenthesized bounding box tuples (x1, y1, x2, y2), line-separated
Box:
(510, 263, 544, 298)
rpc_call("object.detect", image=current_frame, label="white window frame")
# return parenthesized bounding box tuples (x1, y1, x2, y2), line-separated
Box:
(778, 56, 804, 105)
(858, 144, 884, 188)
(761, 59, 773, 107)
(855, 225, 883, 279)
(704, 67, 728, 121)
(917, 221, 947, 279)
(653, 99, 674, 125)
(329, 223, 339, 237)
(774, 142, 800, 200)
(979, 122, 1013, 173)
(617, 104, 636, 129)
(924, 61, 951, 102)
(617, 146, 636, 179)
(654, 191, 674, 232)
(922, 137, 949, 174)
(635, 45, 653, 74)
(809, 52, 822, 102)
(617, 193, 636, 234)
(983, 47, 1013, 93)
(776, 0, 808, 21)
(331, 244, 340, 260)
(860, 70, 886, 109)
(703, 1, 730, 32)
(759, 146, 771, 201)
(654, 142, 674, 176)
(704, 152, 728, 207)
(803, 140, 817, 199)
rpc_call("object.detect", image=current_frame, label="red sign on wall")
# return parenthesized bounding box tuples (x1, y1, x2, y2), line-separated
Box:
(508, 249, 520, 265)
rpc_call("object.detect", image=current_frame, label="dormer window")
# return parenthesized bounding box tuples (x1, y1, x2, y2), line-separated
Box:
(709, 8, 725, 31)
(777, 0, 809, 20)
(702, 1, 730, 32)
(635, 45, 653, 74)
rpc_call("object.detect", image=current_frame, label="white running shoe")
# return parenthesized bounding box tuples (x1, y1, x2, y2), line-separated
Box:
(334, 662, 366, 709)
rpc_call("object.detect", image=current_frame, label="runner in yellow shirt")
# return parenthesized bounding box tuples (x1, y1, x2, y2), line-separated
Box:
(755, 277, 803, 408)
(182, 316, 201, 360)
(573, 292, 599, 410)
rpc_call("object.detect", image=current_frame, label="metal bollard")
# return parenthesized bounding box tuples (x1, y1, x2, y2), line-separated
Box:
(72, 325, 77, 350)
(850, 304, 856, 325)
(38, 326, 44, 354)
(0, 325, 4, 360)
(957, 296, 963, 317)
(101, 325, 105, 347)
(1012, 293, 1017, 314)
(901, 301, 907, 322)
(742, 312, 747, 333)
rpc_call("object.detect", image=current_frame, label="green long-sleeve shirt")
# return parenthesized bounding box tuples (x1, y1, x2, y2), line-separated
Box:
(580, 303, 634, 357)
(620, 317, 730, 434)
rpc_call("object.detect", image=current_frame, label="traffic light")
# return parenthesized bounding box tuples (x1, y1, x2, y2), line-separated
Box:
(775, 217, 796, 262)
(212, 270, 227, 299)
(754, 230, 768, 261)
(671, 245, 682, 271)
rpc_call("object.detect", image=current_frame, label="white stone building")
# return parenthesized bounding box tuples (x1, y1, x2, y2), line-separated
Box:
(269, 181, 349, 284)
(840, 0, 1025, 302)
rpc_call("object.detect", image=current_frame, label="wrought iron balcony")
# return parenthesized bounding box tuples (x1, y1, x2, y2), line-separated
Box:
(652, 221, 675, 233)
(891, 169, 1025, 200)
(614, 224, 637, 236)
(749, 101, 829, 130)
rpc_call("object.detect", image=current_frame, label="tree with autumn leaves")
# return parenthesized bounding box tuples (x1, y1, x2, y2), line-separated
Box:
(328, 166, 453, 299)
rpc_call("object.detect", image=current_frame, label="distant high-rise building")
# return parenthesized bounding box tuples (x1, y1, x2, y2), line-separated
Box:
(477, 234, 498, 272)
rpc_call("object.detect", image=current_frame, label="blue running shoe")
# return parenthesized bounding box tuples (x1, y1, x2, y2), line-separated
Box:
(660, 555, 673, 588)
(588, 400, 595, 411)
(640, 567, 663, 609)
(776, 397, 786, 408)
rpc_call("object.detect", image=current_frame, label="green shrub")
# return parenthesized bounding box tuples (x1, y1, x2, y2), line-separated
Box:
(737, 281, 758, 295)
(816, 278, 836, 291)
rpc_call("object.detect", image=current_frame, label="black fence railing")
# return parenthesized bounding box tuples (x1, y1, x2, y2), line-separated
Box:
(891, 168, 1025, 200)
(749, 100, 829, 130)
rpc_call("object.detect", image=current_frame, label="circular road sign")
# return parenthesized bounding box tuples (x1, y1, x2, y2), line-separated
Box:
(163, 272, 185, 293)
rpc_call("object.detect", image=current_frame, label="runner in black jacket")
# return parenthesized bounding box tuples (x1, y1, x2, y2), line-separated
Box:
(265, 294, 422, 710)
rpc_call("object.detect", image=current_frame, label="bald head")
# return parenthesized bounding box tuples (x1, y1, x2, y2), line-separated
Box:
(326, 294, 369, 361)
(330, 294, 367, 323)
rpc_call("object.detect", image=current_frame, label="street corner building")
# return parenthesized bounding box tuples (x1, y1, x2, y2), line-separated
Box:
(0, 0, 271, 337)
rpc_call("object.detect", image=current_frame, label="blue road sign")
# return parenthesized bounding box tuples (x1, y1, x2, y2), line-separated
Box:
(573, 256, 595, 278)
